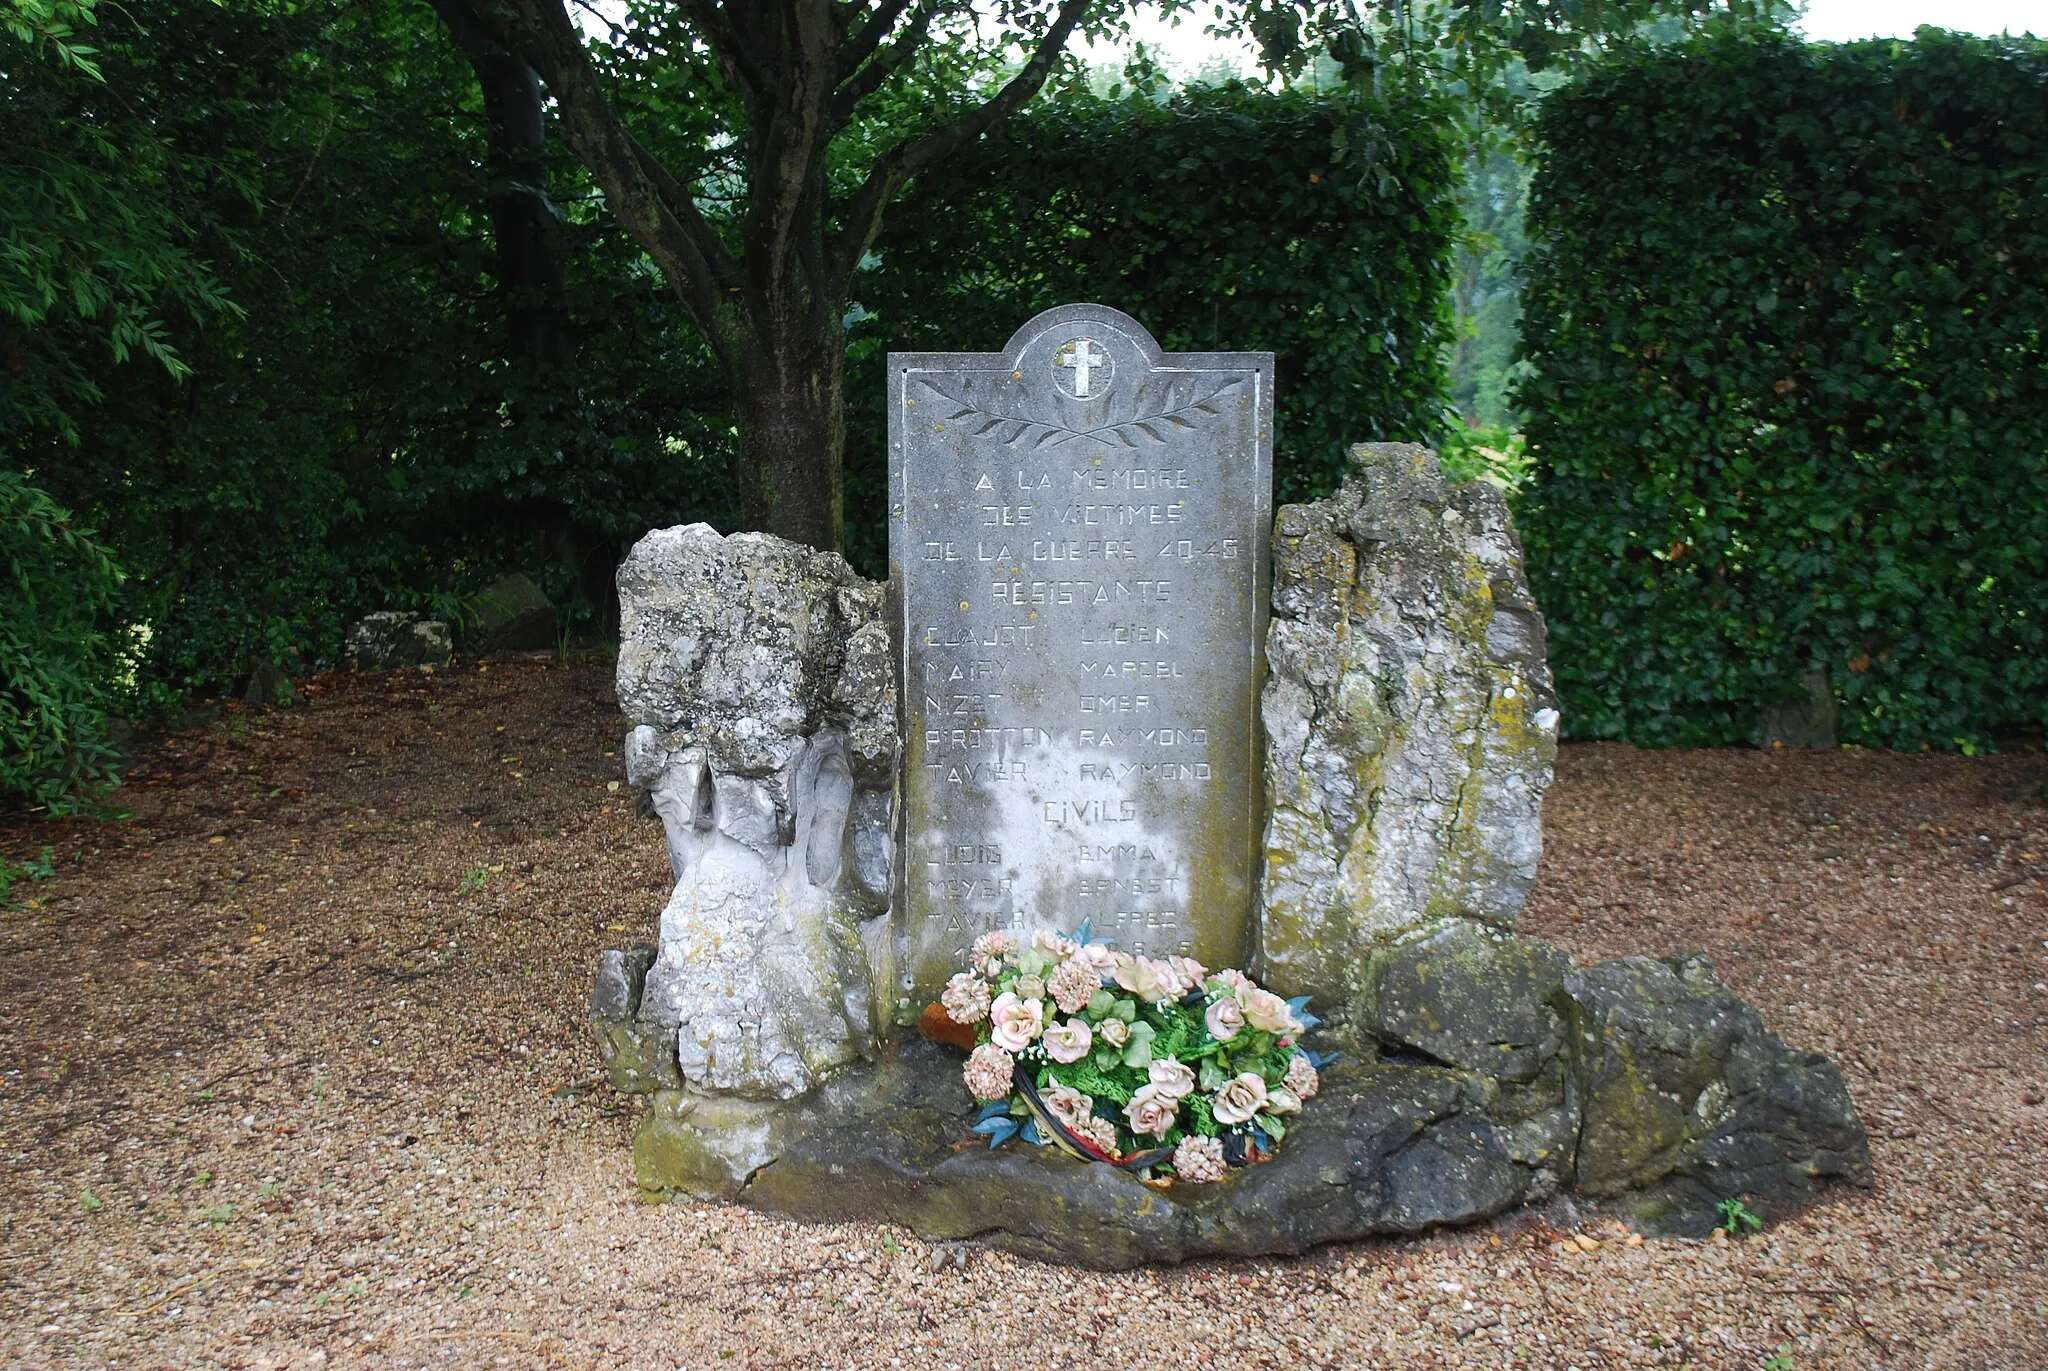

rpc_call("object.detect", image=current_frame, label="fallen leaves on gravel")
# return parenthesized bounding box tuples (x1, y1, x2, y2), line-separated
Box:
(0, 663, 2042, 1369)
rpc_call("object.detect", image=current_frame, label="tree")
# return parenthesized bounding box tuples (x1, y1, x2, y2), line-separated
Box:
(1, 0, 237, 440)
(446, 0, 1132, 554)
(443, 0, 1792, 556)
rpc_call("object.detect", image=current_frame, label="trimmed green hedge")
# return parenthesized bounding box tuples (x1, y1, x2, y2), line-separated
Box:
(845, 82, 1461, 578)
(1518, 29, 2048, 749)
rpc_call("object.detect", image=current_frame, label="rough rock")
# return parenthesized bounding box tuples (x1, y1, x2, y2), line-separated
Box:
(591, 946, 677, 1094)
(241, 660, 295, 708)
(1757, 670, 1838, 749)
(1568, 952, 1872, 1233)
(605, 927, 1868, 1266)
(1257, 443, 1559, 1013)
(465, 572, 557, 653)
(593, 460, 1867, 1264)
(345, 611, 454, 671)
(615, 525, 895, 1101)
(1370, 919, 1581, 1185)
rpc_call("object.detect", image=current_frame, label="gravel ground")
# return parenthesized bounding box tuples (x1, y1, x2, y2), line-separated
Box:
(1, 660, 2043, 1371)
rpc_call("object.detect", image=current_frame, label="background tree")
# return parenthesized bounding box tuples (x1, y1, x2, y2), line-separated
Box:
(446, 0, 1151, 554)
(442, 0, 1799, 556)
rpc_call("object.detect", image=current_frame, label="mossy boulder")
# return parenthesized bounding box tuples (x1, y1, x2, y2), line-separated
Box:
(608, 937, 1869, 1266)
(1568, 952, 1872, 1233)
(464, 572, 557, 653)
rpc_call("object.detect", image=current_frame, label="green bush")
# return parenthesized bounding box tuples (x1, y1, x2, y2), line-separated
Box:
(0, 469, 124, 810)
(845, 81, 1462, 577)
(1518, 29, 2048, 749)
(6, 0, 734, 703)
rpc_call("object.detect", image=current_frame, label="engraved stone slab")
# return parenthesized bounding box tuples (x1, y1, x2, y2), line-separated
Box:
(889, 304, 1273, 1005)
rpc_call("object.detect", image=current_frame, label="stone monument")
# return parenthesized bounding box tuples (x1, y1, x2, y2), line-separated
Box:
(589, 305, 1870, 1266)
(889, 303, 1271, 1005)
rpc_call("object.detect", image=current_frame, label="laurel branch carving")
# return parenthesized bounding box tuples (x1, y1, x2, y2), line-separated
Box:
(913, 373, 1246, 450)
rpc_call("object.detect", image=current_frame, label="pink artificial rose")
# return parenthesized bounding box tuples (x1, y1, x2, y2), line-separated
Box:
(1211, 1071, 1269, 1126)
(1147, 1056, 1197, 1100)
(988, 991, 1045, 1052)
(1032, 930, 1080, 960)
(1040, 1081, 1094, 1134)
(1124, 1083, 1180, 1140)
(1167, 955, 1208, 988)
(1284, 1054, 1320, 1100)
(1042, 1017, 1093, 1064)
(963, 1043, 1015, 1102)
(1263, 1087, 1304, 1116)
(1204, 996, 1246, 1043)
(1210, 968, 1253, 995)
(1076, 941, 1120, 975)
(1096, 1016, 1131, 1048)
(1114, 955, 1180, 1004)
(1239, 986, 1299, 1035)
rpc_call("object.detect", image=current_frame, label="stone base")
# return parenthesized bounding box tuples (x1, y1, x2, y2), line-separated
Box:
(623, 939, 1872, 1270)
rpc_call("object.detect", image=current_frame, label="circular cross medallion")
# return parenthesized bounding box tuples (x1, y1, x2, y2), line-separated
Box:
(1051, 336, 1114, 399)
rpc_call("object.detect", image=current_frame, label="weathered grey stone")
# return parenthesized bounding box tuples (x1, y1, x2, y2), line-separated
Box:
(1257, 443, 1559, 1011)
(627, 936, 1869, 1265)
(1758, 670, 1838, 749)
(614, 524, 895, 1101)
(888, 304, 1273, 1000)
(345, 611, 454, 671)
(465, 572, 557, 653)
(617, 525, 892, 777)
(591, 945, 654, 1020)
(591, 946, 679, 1094)
(639, 1043, 1558, 1269)
(242, 660, 295, 708)
(597, 402, 1867, 1262)
(1371, 919, 1571, 1084)
(1567, 951, 1871, 1232)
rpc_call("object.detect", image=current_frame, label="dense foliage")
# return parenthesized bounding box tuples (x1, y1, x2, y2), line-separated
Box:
(1518, 29, 2048, 749)
(845, 80, 1461, 575)
(3, 0, 732, 723)
(0, 470, 123, 810)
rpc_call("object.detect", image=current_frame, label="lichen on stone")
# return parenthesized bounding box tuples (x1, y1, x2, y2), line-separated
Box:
(610, 524, 896, 1101)
(1255, 443, 1560, 1013)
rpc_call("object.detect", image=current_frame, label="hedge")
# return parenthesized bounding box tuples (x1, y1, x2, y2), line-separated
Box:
(843, 81, 1462, 578)
(1517, 29, 2048, 749)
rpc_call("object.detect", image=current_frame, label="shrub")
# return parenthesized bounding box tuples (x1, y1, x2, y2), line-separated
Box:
(1518, 29, 2048, 749)
(845, 81, 1462, 577)
(0, 468, 124, 810)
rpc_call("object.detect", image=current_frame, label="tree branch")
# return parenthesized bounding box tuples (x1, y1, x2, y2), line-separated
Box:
(831, 0, 1095, 283)
(453, 0, 741, 332)
(835, 0, 916, 82)
(830, 0, 941, 125)
(674, 0, 772, 103)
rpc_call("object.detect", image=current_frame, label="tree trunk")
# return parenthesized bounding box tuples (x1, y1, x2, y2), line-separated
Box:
(730, 317, 844, 553)
(434, 1, 570, 372)
(478, 54, 570, 370)
(450, 0, 1096, 557)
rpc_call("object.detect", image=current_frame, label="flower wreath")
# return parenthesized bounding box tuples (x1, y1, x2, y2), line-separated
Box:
(937, 924, 1331, 1181)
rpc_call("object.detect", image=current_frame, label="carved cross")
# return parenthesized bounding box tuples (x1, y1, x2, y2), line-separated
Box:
(1058, 338, 1105, 397)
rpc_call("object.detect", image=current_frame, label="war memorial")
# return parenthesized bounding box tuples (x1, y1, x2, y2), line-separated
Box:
(587, 306, 1869, 1268)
